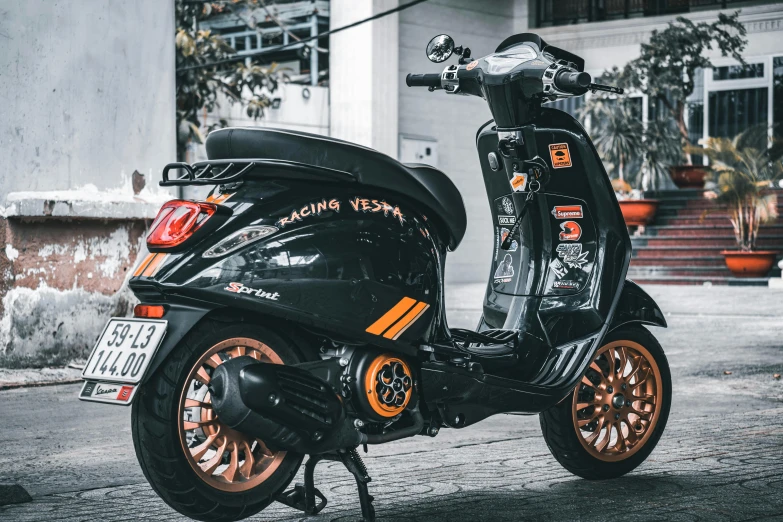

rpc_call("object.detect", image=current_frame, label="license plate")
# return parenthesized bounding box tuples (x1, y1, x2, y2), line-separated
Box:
(82, 318, 167, 385)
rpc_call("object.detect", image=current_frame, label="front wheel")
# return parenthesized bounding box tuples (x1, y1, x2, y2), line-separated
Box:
(540, 325, 671, 480)
(131, 320, 304, 521)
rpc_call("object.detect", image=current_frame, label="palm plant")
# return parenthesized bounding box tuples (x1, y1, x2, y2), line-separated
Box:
(587, 101, 644, 183)
(687, 126, 783, 251)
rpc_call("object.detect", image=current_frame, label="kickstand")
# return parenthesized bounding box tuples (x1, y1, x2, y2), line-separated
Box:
(275, 454, 328, 515)
(338, 448, 376, 522)
(275, 448, 376, 522)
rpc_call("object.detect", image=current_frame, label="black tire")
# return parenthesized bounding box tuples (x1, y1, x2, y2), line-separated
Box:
(539, 325, 671, 480)
(131, 320, 305, 522)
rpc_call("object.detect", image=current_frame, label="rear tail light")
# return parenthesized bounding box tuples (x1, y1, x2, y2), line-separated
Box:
(134, 304, 166, 318)
(147, 200, 217, 250)
(202, 225, 278, 258)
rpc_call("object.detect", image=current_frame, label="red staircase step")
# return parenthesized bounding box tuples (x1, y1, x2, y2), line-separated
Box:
(633, 247, 734, 258)
(646, 225, 783, 237)
(630, 256, 726, 267)
(639, 237, 783, 248)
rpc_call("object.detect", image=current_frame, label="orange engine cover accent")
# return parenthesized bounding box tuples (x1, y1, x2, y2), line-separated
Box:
(363, 354, 413, 418)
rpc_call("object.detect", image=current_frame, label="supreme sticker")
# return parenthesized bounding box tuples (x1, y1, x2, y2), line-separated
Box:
(510, 173, 528, 192)
(549, 143, 572, 169)
(551, 205, 583, 219)
(559, 221, 582, 241)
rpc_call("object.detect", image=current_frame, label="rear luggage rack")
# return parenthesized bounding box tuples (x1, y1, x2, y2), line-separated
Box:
(160, 159, 357, 187)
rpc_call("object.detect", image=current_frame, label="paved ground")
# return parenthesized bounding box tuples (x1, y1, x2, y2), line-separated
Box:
(1, 285, 782, 521)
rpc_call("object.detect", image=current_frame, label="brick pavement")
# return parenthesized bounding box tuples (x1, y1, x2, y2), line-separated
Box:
(2, 405, 782, 522)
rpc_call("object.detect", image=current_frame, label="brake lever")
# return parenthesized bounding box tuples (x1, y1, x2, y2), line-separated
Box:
(588, 83, 624, 95)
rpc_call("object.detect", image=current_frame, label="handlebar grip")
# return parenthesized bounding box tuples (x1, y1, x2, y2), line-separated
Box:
(554, 70, 592, 93)
(406, 73, 442, 88)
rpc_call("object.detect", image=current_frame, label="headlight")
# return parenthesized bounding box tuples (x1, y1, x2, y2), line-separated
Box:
(202, 225, 278, 258)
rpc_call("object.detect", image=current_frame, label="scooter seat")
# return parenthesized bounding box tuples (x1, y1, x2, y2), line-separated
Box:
(206, 127, 468, 250)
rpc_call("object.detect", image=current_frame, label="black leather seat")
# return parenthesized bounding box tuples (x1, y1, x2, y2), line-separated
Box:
(206, 128, 467, 250)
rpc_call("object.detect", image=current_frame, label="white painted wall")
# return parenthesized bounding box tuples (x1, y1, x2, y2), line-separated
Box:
(0, 0, 176, 203)
(330, 0, 399, 157)
(202, 83, 330, 138)
(399, 0, 516, 284)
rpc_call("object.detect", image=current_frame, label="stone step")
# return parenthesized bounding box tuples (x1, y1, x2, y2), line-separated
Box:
(643, 188, 711, 199)
(633, 246, 766, 258)
(628, 266, 732, 277)
(630, 256, 726, 267)
(656, 216, 780, 226)
(629, 275, 771, 286)
(632, 236, 783, 248)
(645, 224, 783, 237)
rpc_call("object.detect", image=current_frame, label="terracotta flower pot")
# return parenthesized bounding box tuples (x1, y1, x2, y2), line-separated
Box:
(669, 165, 708, 189)
(721, 250, 778, 277)
(619, 199, 659, 227)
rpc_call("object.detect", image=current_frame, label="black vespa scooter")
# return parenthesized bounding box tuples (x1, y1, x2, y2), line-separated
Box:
(79, 33, 670, 522)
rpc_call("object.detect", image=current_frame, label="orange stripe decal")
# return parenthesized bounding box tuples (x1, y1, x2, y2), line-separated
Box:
(133, 253, 155, 276)
(206, 193, 233, 204)
(384, 302, 430, 340)
(142, 253, 167, 277)
(365, 297, 417, 335)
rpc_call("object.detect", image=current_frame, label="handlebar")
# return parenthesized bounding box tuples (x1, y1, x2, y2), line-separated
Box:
(406, 73, 441, 89)
(554, 70, 591, 94)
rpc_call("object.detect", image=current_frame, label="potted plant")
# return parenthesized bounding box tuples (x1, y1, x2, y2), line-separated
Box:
(688, 126, 782, 277)
(623, 13, 748, 189)
(579, 77, 676, 226)
(612, 179, 659, 227)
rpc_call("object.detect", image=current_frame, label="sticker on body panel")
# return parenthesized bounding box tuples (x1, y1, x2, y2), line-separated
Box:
(497, 196, 516, 225)
(510, 173, 528, 192)
(549, 258, 569, 279)
(556, 243, 589, 269)
(549, 143, 572, 169)
(499, 228, 518, 252)
(559, 221, 582, 241)
(494, 253, 515, 283)
(551, 205, 583, 219)
(225, 282, 280, 301)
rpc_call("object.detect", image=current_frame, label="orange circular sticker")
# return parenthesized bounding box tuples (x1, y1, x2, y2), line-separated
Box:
(466, 60, 479, 71)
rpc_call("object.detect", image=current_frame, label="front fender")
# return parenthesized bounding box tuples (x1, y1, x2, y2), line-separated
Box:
(608, 280, 667, 332)
(141, 301, 215, 384)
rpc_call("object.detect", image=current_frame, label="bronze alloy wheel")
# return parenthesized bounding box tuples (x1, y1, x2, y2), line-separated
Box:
(177, 338, 286, 492)
(572, 340, 664, 462)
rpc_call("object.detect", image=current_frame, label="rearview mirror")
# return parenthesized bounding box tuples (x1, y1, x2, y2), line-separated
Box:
(426, 34, 454, 63)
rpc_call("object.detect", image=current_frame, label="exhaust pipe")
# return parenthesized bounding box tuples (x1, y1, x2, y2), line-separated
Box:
(209, 357, 366, 454)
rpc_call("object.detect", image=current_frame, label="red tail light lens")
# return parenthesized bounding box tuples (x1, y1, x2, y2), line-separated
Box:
(147, 200, 217, 249)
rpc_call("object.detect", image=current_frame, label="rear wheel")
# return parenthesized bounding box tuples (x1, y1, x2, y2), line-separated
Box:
(540, 326, 671, 479)
(131, 320, 304, 521)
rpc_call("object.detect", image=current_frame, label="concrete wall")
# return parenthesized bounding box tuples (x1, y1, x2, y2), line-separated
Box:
(0, 1, 176, 367)
(0, 0, 176, 202)
(399, 0, 517, 284)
